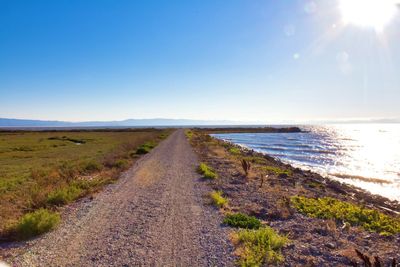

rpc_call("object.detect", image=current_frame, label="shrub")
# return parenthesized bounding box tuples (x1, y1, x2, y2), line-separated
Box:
(224, 213, 261, 229)
(232, 226, 288, 266)
(82, 161, 103, 173)
(113, 159, 129, 170)
(262, 166, 292, 176)
(291, 196, 400, 235)
(210, 191, 228, 208)
(136, 141, 156, 154)
(47, 185, 83, 206)
(58, 162, 80, 183)
(228, 147, 241, 155)
(185, 130, 193, 139)
(197, 163, 218, 179)
(14, 209, 60, 240)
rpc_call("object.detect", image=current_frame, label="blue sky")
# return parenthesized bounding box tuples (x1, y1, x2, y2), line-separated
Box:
(1, 0, 399, 123)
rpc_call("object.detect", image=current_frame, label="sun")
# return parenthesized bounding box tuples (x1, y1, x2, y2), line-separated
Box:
(339, 0, 398, 31)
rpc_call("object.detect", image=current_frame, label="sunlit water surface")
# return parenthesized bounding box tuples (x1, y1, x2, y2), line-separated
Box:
(212, 124, 400, 201)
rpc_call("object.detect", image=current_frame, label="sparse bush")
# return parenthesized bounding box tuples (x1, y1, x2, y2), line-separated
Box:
(262, 166, 292, 176)
(185, 130, 193, 139)
(291, 196, 400, 235)
(14, 209, 60, 240)
(47, 185, 83, 205)
(113, 159, 130, 170)
(197, 163, 218, 179)
(228, 147, 241, 155)
(82, 160, 103, 173)
(224, 213, 261, 229)
(136, 141, 156, 154)
(58, 162, 80, 183)
(232, 226, 288, 266)
(210, 191, 228, 208)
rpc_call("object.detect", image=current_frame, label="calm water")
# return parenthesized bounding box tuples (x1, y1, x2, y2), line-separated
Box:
(212, 124, 400, 201)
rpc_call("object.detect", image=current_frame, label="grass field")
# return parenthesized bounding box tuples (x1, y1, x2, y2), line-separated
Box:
(0, 129, 169, 239)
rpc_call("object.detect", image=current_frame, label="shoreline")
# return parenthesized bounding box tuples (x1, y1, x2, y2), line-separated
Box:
(217, 137, 400, 213)
(188, 129, 400, 265)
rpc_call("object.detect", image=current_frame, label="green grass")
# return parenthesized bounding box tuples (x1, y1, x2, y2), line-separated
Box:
(209, 190, 228, 208)
(224, 213, 262, 229)
(262, 166, 292, 176)
(232, 226, 288, 266)
(136, 141, 157, 154)
(197, 163, 218, 179)
(0, 130, 165, 234)
(291, 196, 400, 235)
(13, 209, 60, 240)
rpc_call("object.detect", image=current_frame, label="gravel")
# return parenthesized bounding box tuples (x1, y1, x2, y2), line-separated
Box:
(7, 130, 235, 266)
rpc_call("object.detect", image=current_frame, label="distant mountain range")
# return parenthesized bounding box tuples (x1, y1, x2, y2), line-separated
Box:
(0, 118, 248, 127)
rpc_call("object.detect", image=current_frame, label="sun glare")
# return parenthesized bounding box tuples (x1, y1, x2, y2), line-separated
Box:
(339, 0, 398, 31)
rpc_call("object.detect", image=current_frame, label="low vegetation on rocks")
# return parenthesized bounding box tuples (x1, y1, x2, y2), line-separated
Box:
(188, 129, 400, 265)
(197, 163, 218, 179)
(231, 226, 288, 266)
(291, 196, 400, 235)
(209, 190, 228, 208)
(223, 213, 261, 229)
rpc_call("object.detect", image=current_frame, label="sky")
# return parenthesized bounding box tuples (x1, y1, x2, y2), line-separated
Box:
(1, 0, 400, 123)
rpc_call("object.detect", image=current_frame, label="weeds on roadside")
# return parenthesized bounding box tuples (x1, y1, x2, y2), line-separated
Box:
(136, 141, 156, 154)
(185, 130, 194, 139)
(291, 196, 400, 235)
(197, 163, 218, 179)
(209, 191, 228, 208)
(223, 213, 261, 229)
(231, 226, 288, 266)
(12, 209, 60, 240)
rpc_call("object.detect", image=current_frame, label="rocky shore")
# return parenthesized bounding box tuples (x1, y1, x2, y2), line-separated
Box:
(189, 130, 400, 266)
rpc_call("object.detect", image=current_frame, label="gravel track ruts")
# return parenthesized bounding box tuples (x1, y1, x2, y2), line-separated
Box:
(10, 129, 234, 266)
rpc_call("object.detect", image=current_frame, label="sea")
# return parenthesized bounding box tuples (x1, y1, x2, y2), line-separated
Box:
(211, 124, 400, 201)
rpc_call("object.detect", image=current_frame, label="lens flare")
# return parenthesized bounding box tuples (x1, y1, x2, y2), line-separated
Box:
(339, 0, 398, 31)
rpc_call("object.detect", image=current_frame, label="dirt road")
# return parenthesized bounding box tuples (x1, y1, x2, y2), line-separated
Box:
(9, 130, 234, 266)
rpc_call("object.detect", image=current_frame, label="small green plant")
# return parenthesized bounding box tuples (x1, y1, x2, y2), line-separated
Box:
(210, 191, 228, 208)
(232, 226, 288, 266)
(291, 196, 400, 235)
(228, 147, 241, 155)
(14, 209, 60, 239)
(185, 130, 194, 139)
(197, 163, 218, 179)
(136, 141, 156, 154)
(223, 213, 261, 229)
(262, 166, 292, 176)
(47, 184, 83, 206)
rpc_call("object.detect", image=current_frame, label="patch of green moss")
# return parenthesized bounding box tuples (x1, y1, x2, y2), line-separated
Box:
(291, 196, 400, 235)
